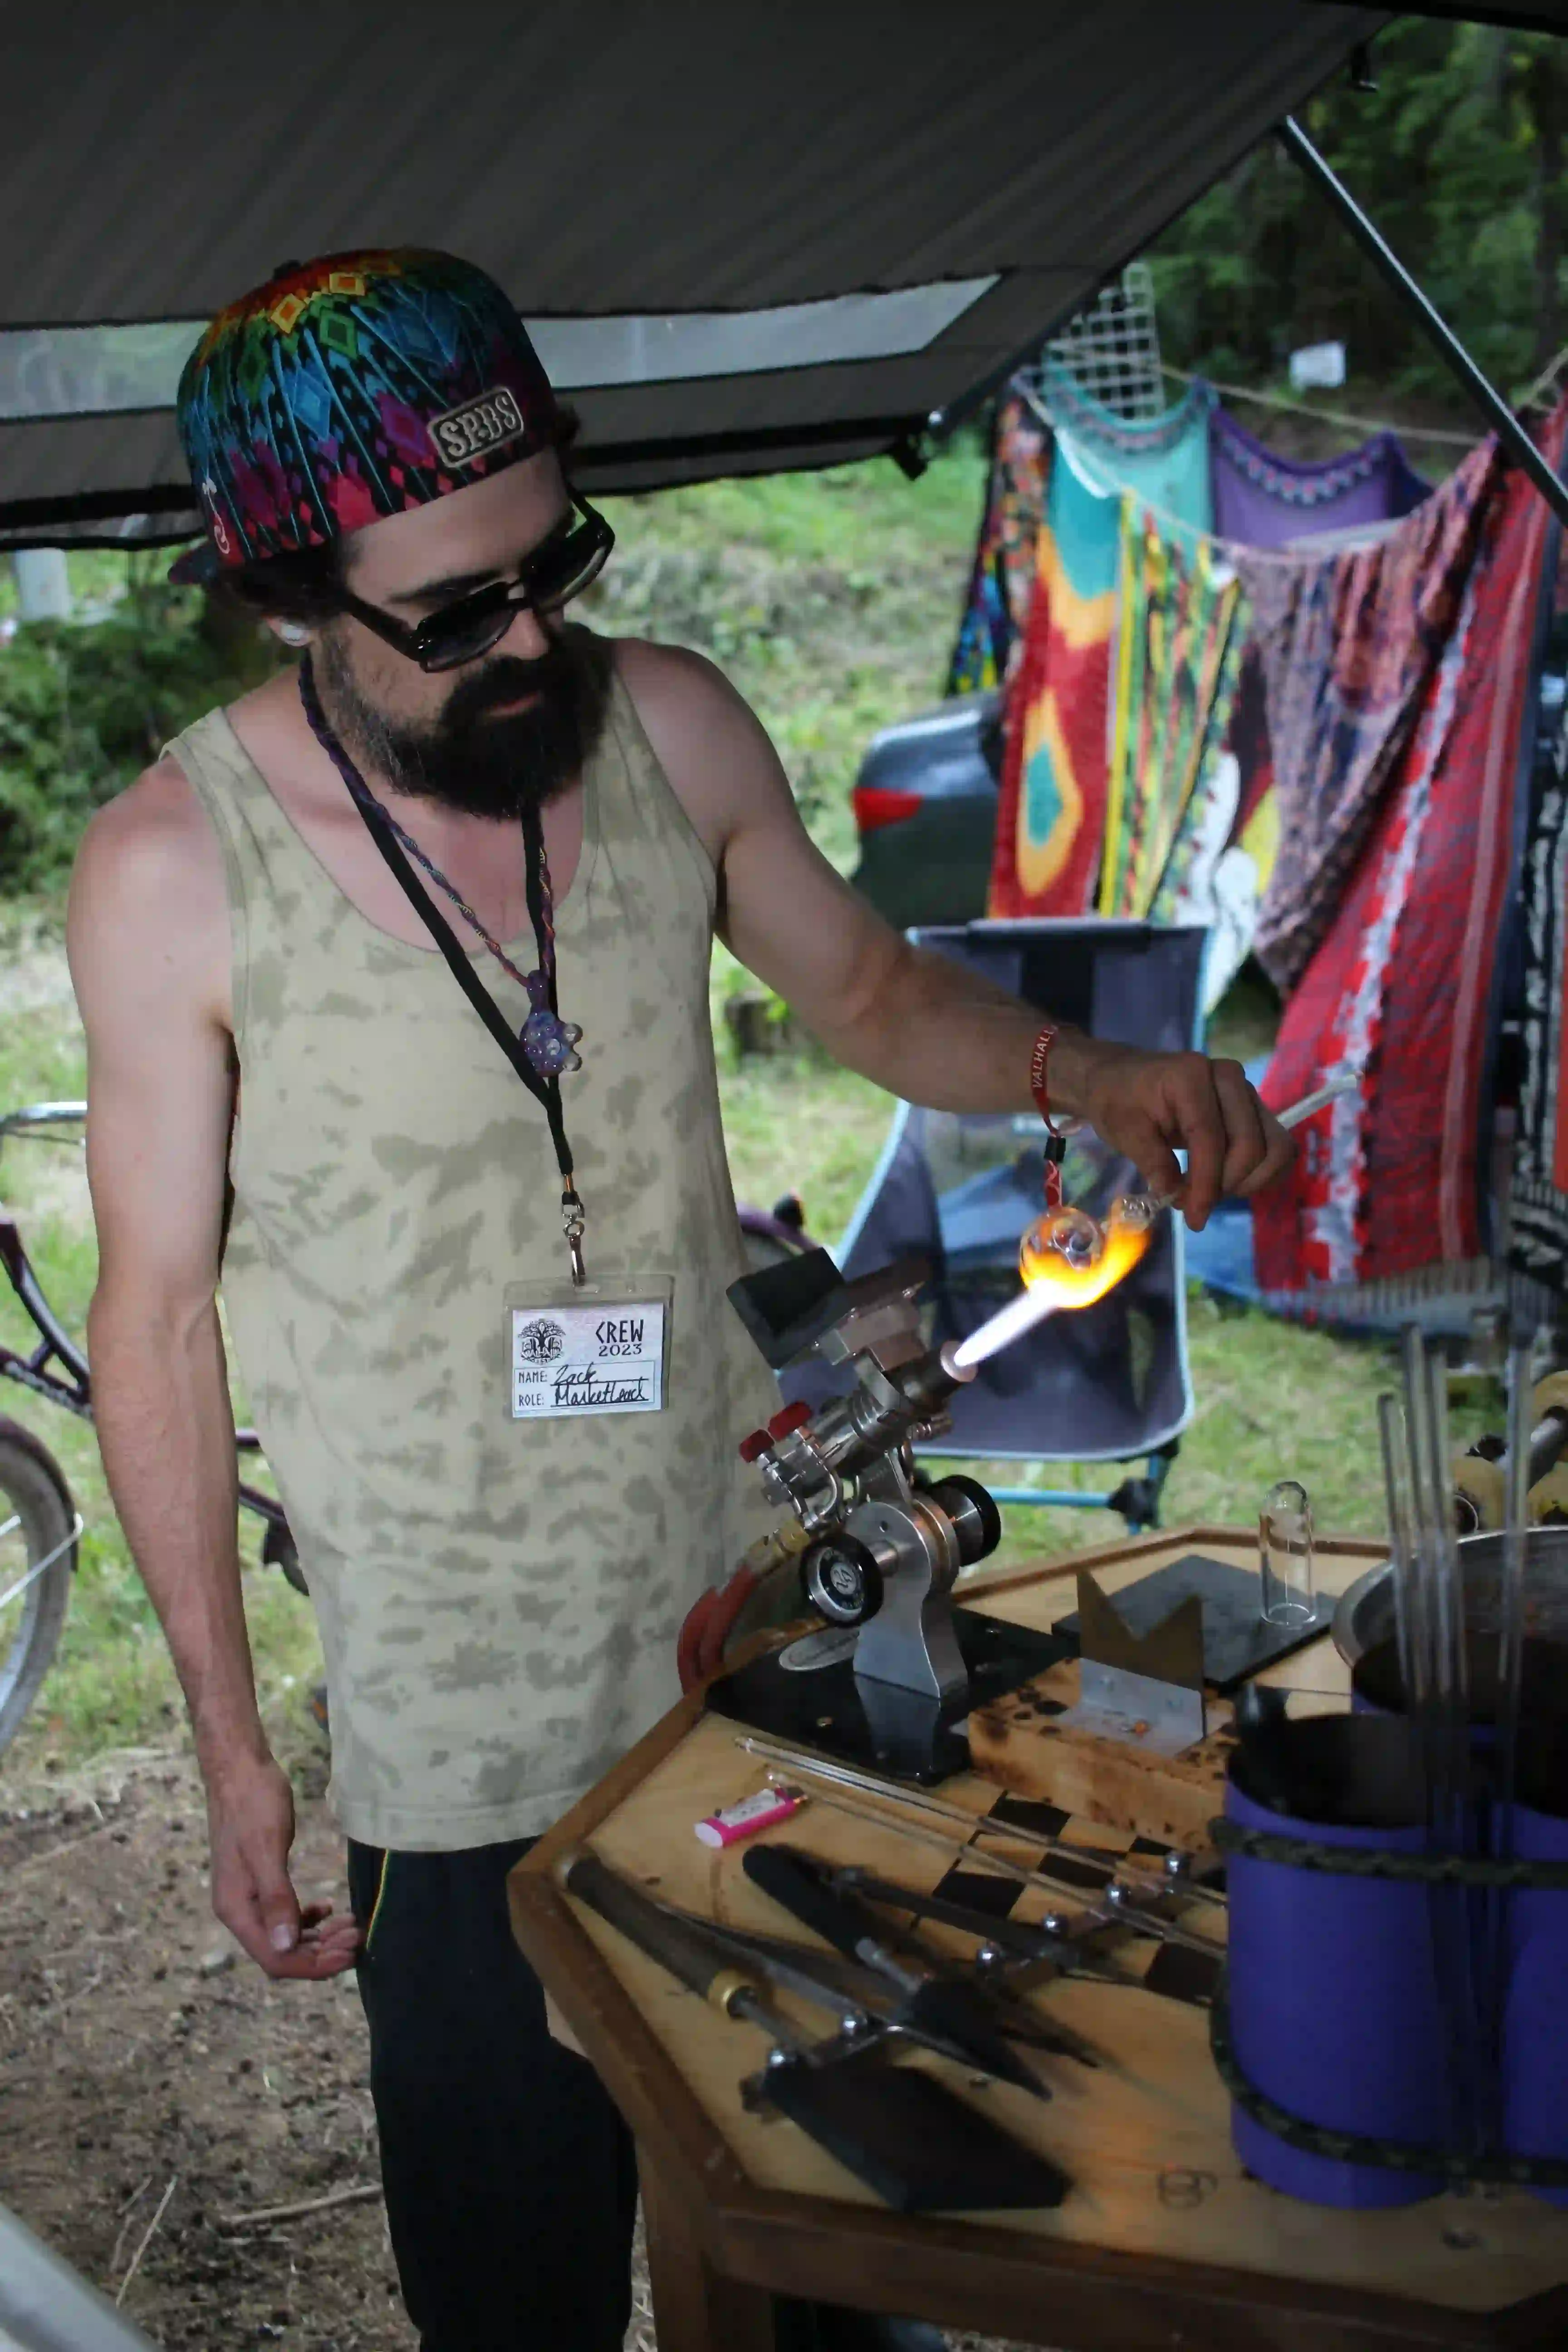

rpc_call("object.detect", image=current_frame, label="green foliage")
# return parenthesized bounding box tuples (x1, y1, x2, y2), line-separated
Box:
(1149, 21, 1568, 412)
(588, 451, 985, 873)
(0, 568, 284, 893)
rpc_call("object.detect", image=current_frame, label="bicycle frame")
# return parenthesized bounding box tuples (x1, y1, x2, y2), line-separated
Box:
(0, 1104, 288, 1545)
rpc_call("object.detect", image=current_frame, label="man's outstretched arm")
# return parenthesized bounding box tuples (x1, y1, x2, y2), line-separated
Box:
(622, 642, 1292, 1229)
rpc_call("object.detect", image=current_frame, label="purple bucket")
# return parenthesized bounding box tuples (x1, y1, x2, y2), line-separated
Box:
(1225, 1715, 1450, 2208)
(1503, 1725, 1568, 2206)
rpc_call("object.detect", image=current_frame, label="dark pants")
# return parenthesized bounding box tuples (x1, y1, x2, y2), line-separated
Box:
(348, 1837, 941, 2352)
(347, 1836, 638, 2351)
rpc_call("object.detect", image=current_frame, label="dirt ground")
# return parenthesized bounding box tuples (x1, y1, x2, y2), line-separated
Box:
(0, 1744, 1023, 2352)
(0, 1746, 421, 2351)
(0, 1744, 667, 2352)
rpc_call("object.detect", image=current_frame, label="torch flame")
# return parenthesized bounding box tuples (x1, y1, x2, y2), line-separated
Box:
(946, 1194, 1158, 1377)
(1018, 1199, 1155, 1308)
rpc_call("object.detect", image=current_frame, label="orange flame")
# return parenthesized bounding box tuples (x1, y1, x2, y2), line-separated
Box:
(1017, 1200, 1155, 1309)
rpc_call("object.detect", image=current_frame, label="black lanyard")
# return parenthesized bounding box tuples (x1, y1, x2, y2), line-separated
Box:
(297, 655, 587, 1284)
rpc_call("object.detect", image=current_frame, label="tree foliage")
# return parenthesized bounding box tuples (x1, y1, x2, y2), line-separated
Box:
(0, 570, 282, 893)
(1148, 20, 1568, 410)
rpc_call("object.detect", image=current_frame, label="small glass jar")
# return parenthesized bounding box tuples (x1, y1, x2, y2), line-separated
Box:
(1259, 1479, 1315, 1625)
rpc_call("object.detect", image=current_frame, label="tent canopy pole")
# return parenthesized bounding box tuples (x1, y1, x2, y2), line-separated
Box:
(1277, 113, 1568, 532)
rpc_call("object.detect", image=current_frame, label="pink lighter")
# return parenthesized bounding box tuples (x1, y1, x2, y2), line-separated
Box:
(694, 1786, 804, 1849)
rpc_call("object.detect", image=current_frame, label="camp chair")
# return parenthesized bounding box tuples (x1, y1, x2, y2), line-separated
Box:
(836, 919, 1210, 1533)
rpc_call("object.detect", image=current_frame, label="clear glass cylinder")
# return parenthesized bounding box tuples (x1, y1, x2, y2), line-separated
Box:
(1259, 1479, 1315, 1625)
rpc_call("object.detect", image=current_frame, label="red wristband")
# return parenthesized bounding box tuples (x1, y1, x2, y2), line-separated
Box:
(1030, 1024, 1065, 1210)
(1029, 1023, 1063, 1136)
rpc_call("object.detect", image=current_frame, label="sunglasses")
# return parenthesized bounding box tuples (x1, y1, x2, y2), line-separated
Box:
(333, 492, 615, 672)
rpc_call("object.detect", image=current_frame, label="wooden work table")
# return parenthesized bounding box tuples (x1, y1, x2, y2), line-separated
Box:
(510, 1525, 1568, 2351)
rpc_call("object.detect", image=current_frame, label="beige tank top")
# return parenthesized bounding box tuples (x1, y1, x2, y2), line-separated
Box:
(167, 644, 781, 1850)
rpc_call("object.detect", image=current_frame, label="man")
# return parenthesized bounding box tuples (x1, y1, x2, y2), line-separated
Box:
(67, 250, 1291, 2352)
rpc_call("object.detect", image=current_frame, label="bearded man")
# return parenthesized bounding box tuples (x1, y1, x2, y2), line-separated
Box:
(66, 250, 1291, 2352)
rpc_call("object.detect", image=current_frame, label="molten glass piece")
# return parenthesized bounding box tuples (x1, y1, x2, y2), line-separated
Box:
(1016, 1195, 1156, 1309)
(1017, 1205, 1102, 1283)
(948, 1190, 1163, 1377)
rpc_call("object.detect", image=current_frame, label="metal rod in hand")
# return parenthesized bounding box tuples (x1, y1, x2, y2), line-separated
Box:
(1139, 1073, 1364, 1215)
(1275, 1073, 1361, 1130)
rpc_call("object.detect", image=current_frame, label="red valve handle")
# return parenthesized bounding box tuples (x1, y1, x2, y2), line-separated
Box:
(768, 1401, 813, 1441)
(737, 1428, 772, 1463)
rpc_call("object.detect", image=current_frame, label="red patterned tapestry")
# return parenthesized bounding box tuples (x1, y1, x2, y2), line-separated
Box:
(1254, 417, 1565, 1306)
(1243, 437, 1508, 995)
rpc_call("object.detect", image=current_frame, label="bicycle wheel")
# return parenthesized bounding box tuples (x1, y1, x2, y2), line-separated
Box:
(0, 1418, 79, 1759)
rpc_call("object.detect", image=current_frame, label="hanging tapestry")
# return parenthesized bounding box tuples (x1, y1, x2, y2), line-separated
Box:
(1038, 357, 1215, 532)
(1210, 406, 1430, 550)
(1099, 505, 1247, 920)
(1253, 424, 1563, 1309)
(1241, 435, 1509, 996)
(987, 433, 1119, 916)
(1183, 639, 1281, 1005)
(1148, 616, 1254, 1009)
(1224, 638, 1275, 850)
(946, 388, 1052, 695)
(1508, 581, 1568, 1291)
(987, 368, 1218, 919)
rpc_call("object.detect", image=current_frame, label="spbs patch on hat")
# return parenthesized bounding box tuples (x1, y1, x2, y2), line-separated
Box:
(429, 384, 531, 470)
(169, 249, 559, 583)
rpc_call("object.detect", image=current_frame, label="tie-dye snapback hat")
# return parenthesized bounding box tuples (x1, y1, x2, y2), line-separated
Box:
(169, 249, 559, 585)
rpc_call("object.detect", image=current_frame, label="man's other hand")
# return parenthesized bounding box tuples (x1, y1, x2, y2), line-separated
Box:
(205, 1752, 362, 1979)
(1076, 1046, 1294, 1231)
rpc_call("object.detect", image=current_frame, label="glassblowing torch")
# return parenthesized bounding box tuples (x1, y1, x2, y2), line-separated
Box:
(727, 1251, 1006, 1705)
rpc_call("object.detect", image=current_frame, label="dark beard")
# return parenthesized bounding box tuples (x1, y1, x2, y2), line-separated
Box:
(315, 625, 611, 820)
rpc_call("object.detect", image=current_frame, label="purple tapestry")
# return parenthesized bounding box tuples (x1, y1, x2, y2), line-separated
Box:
(1212, 407, 1431, 551)
(1240, 436, 1509, 995)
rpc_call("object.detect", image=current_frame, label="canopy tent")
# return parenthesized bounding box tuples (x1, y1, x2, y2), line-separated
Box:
(0, 1, 1393, 549)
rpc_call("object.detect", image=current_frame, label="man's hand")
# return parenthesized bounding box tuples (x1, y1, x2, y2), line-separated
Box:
(1074, 1044, 1293, 1230)
(205, 1752, 362, 1980)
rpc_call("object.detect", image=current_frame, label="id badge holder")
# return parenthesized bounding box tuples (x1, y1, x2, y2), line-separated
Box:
(504, 1273, 674, 1422)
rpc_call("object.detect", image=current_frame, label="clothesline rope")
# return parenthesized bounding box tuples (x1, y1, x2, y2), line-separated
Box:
(1160, 364, 1474, 449)
(1021, 383, 1440, 568)
(1517, 343, 1568, 416)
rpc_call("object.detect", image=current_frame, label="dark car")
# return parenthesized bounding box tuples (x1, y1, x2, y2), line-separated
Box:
(849, 690, 1002, 929)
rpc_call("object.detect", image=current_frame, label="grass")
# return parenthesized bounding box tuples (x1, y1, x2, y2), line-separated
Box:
(0, 449, 1499, 1779)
